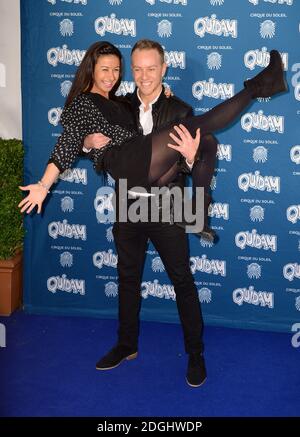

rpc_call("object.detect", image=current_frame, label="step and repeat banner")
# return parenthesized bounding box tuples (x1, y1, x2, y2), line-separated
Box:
(0, 0, 22, 139)
(21, 0, 300, 332)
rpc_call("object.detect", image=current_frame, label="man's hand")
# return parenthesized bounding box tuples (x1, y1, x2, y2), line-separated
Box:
(164, 86, 173, 99)
(83, 133, 111, 151)
(167, 124, 200, 165)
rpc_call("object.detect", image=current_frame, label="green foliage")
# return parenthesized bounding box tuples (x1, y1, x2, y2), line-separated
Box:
(0, 138, 24, 259)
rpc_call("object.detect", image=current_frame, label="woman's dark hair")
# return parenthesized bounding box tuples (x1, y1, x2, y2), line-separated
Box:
(65, 41, 122, 107)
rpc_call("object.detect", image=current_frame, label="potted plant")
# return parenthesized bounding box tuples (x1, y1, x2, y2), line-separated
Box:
(0, 138, 24, 316)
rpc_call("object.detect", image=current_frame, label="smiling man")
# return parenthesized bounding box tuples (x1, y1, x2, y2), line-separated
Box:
(87, 40, 218, 387)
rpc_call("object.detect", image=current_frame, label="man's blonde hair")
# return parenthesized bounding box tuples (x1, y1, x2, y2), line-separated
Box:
(131, 39, 165, 64)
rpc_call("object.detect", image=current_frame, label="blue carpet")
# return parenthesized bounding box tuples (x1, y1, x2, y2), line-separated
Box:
(0, 311, 299, 417)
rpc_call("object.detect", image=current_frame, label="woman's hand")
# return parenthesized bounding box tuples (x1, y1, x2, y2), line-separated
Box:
(18, 184, 48, 214)
(167, 124, 201, 164)
(83, 133, 111, 150)
(164, 86, 173, 99)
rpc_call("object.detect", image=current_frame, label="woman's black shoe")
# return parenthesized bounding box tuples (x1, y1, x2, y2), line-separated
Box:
(244, 49, 288, 98)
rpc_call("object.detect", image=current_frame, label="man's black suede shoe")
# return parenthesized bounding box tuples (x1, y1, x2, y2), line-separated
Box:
(96, 345, 138, 370)
(186, 353, 207, 387)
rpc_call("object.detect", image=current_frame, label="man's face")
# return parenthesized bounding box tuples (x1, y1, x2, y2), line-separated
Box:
(131, 48, 167, 102)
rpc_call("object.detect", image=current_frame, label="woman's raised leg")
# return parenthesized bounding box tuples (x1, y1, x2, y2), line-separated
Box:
(147, 50, 286, 239)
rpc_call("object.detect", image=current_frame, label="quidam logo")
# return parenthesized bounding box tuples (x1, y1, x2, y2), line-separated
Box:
(61, 196, 74, 212)
(93, 250, 117, 269)
(95, 14, 136, 37)
(106, 174, 115, 186)
(59, 168, 88, 185)
(146, 0, 187, 5)
(47, 274, 85, 295)
(152, 257, 165, 272)
(47, 45, 85, 67)
(48, 107, 62, 126)
(283, 263, 300, 281)
(60, 80, 72, 97)
(60, 252, 73, 267)
(146, 0, 187, 4)
(94, 187, 115, 224)
(210, 0, 224, 5)
(260, 20, 276, 39)
(217, 144, 232, 161)
(244, 47, 288, 71)
(291, 323, 300, 348)
(165, 50, 186, 69)
(257, 96, 271, 103)
(287, 205, 300, 224)
(116, 81, 135, 96)
(190, 255, 226, 276)
(241, 111, 284, 133)
(207, 52, 222, 70)
(210, 175, 217, 190)
(48, 220, 87, 240)
(48, 0, 87, 4)
(198, 288, 212, 303)
(250, 205, 264, 222)
(105, 282, 118, 297)
(291, 63, 300, 101)
(247, 263, 262, 279)
(290, 145, 300, 164)
(235, 229, 277, 252)
(238, 171, 280, 193)
(192, 79, 234, 100)
(157, 20, 172, 38)
(200, 237, 214, 249)
(141, 280, 176, 300)
(209, 203, 229, 220)
(233, 286, 274, 308)
(249, 0, 293, 5)
(253, 146, 268, 163)
(106, 226, 114, 242)
(194, 15, 238, 38)
(60, 19, 74, 36)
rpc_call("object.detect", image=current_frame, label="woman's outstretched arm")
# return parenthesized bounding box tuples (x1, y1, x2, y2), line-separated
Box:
(18, 96, 98, 215)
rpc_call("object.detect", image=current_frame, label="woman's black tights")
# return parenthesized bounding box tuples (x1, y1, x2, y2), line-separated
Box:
(148, 88, 252, 190)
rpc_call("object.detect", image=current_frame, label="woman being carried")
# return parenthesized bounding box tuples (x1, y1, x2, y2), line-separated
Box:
(19, 41, 287, 239)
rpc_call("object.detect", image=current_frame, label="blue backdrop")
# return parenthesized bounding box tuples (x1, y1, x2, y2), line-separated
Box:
(21, 0, 300, 332)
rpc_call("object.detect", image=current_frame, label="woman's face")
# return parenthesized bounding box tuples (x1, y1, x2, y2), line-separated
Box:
(91, 54, 121, 98)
